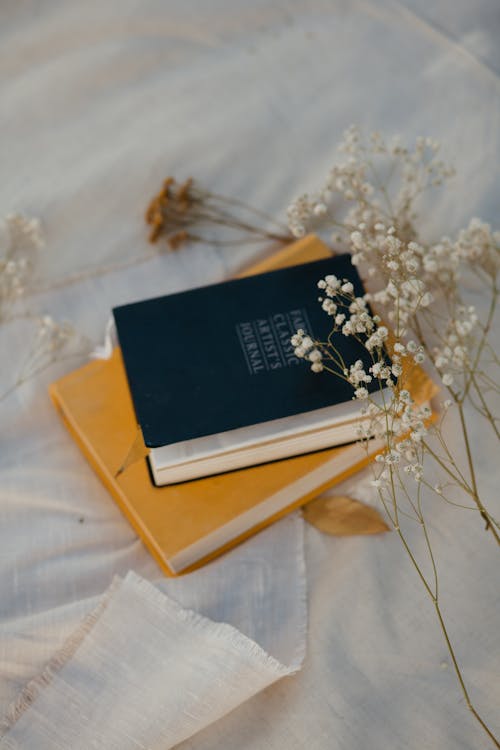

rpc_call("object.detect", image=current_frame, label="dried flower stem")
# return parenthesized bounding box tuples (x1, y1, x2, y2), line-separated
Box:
(29, 247, 168, 295)
(22, 180, 293, 296)
(0, 215, 91, 406)
(371, 405, 499, 747)
(145, 177, 292, 250)
(288, 127, 500, 745)
(411, 307, 500, 541)
(0, 349, 89, 406)
(458, 401, 500, 541)
(373, 429, 500, 748)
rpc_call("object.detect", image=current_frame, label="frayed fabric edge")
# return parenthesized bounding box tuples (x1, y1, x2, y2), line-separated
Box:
(123, 569, 301, 681)
(0, 525, 308, 740)
(0, 576, 123, 738)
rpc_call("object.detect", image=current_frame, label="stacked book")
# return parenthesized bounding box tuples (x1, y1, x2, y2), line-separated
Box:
(50, 235, 435, 575)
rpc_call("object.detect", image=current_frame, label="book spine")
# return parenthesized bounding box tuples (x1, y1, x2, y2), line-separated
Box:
(180, 449, 378, 574)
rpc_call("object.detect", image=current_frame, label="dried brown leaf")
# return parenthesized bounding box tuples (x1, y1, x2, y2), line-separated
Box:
(302, 494, 390, 536)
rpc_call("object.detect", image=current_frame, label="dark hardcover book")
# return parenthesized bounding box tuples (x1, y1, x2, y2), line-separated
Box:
(113, 255, 386, 485)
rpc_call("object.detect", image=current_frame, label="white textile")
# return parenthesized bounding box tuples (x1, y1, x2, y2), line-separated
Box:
(0, 1, 499, 748)
(0, 519, 306, 749)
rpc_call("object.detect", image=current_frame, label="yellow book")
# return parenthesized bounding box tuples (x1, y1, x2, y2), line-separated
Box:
(49, 236, 435, 575)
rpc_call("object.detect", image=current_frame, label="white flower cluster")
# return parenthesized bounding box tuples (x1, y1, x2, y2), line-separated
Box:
(293, 261, 440, 488)
(286, 126, 454, 242)
(294, 269, 419, 418)
(346, 226, 437, 333)
(431, 305, 479, 388)
(36, 315, 75, 352)
(293, 268, 427, 414)
(0, 214, 90, 403)
(286, 128, 499, 403)
(343, 359, 373, 401)
(355, 217, 498, 292)
(456, 218, 500, 273)
(287, 195, 316, 239)
(348, 359, 372, 386)
(10, 314, 87, 396)
(317, 272, 382, 339)
(0, 213, 44, 321)
(370, 395, 433, 486)
(287, 128, 500, 537)
(290, 329, 324, 372)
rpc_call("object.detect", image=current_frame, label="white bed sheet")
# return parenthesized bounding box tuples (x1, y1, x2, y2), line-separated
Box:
(1, 1, 499, 748)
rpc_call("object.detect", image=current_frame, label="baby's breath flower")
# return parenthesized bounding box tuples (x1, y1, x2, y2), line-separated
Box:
(308, 348, 322, 363)
(313, 202, 327, 217)
(354, 387, 369, 400)
(0, 213, 44, 322)
(322, 298, 337, 315)
(286, 128, 499, 598)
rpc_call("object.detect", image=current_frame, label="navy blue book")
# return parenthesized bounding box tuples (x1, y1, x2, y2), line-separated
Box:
(113, 256, 389, 485)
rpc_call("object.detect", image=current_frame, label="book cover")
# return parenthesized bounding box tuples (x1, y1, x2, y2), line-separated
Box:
(113, 255, 384, 450)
